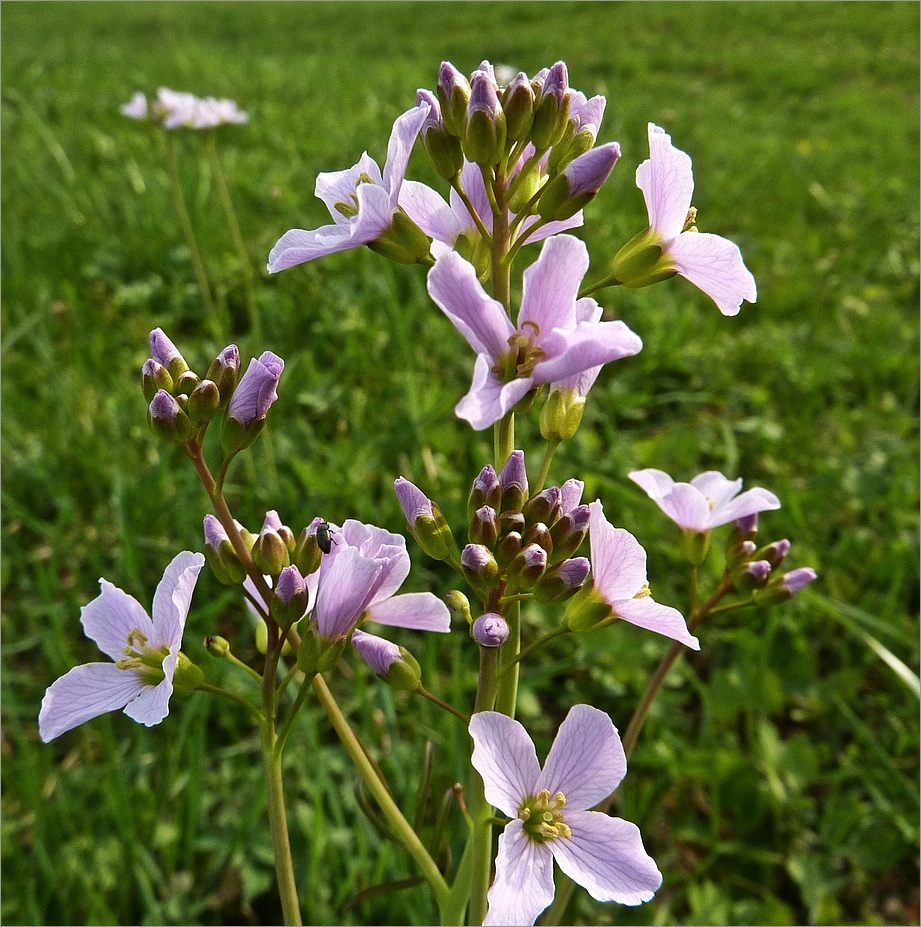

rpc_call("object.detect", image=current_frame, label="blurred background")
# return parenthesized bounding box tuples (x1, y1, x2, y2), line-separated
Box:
(2, 3, 918, 925)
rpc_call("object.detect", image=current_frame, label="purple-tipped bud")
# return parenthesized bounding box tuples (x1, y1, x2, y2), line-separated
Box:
(507, 543, 548, 589)
(203, 514, 247, 585)
(272, 564, 308, 626)
(730, 513, 760, 546)
(203, 513, 228, 552)
(148, 389, 192, 443)
(206, 344, 241, 407)
(274, 565, 305, 605)
(395, 476, 435, 523)
(499, 450, 528, 512)
(293, 524, 322, 576)
(188, 378, 221, 423)
(549, 504, 591, 564)
(352, 629, 422, 691)
(263, 509, 295, 549)
(572, 94, 606, 140)
(472, 613, 509, 648)
(416, 89, 443, 132)
(495, 530, 523, 569)
(523, 487, 562, 527)
(522, 522, 553, 554)
(222, 351, 284, 453)
(436, 61, 471, 137)
(534, 556, 590, 602)
(468, 465, 501, 520)
(726, 539, 758, 569)
(395, 477, 453, 560)
(251, 522, 290, 576)
(141, 358, 173, 402)
(753, 567, 817, 606)
(539, 143, 621, 222)
(559, 479, 585, 514)
(469, 505, 500, 548)
(461, 543, 500, 593)
(149, 328, 188, 380)
(465, 69, 506, 166)
(757, 539, 792, 569)
(731, 559, 772, 592)
(501, 71, 535, 144)
(417, 88, 463, 180)
(531, 61, 570, 148)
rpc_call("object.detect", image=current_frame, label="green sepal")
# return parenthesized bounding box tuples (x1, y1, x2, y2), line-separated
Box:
(564, 583, 614, 632)
(680, 529, 711, 566)
(171, 651, 204, 697)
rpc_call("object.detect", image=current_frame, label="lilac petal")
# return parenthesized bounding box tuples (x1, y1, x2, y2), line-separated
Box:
(80, 581, 154, 662)
(315, 546, 383, 639)
(711, 486, 781, 527)
(536, 705, 627, 811)
(266, 223, 355, 271)
(394, 477, 434, 523)
(534, 319, 642, 385)
(656, 483, 713, 532)
(517, 210, 584, 246)
(38, 663, 146, 741)
(150, 551, 205, 650)
(560, 479, 585, 514)
(315, 153, 382, 213)
(351, 628, 402, 675)
(666, 231, 757, 317)
(628, 468, 676, 501)
(551, 811, 663, 905)
(615, 596, 700, 650)
(484, 821, 555, 926)
(458, 159, 492, 230)
(588, 503, 648, 601)
(427, 253, 516, 359)
(519, 235, 589, 334)
(352, 179, 401, 240)
(365, 592, 450, 632)
(469, 711, 541, 817)
(399, 180, 464, 244)
(123, 675, 174, 726)
(382, 104, 430, 200)
(690, 471, 743, 508)
(227, 353, 284, 424)
(455, 355, 534, 431)
(636, 123, 693, 240)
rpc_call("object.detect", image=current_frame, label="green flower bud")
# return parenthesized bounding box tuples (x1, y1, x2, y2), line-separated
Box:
(188, 378, 221, 423)
(293, 527, 322, 576)
(251, 527, 290, 576)
(204, 635, 231, 658)
(297, 626, 345, 675)
(141, 359, 173, 403)
(540, 388, 585, 442)
(445, 590, 472, 624)
(680, 529, 711, 567)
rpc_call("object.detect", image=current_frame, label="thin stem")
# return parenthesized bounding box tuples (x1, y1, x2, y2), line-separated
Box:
(223, 649, 265, 686)
(199, 682, 264, 722)
(275, 674, 312, 754)
(417, 687, 470, 724)
(495, 627, 568, 679)
(311, 674, 450, 909)
(577, 270, 621, 299)
(452, 177, 492, 242)
(494, 598, 521, 718)
(531, 437, 561, 497)
(494, 413, 515, 471)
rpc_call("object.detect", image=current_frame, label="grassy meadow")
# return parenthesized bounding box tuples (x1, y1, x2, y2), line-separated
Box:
(2, 2, 919, 925)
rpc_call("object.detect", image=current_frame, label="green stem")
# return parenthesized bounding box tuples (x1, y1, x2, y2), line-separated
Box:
(417, 686, 470, 724)
(531, 437, 561, 496)
(162, 130, 222, 340)
(577, 270, 621, 299)
(311, 674, 450, 909)
(494, 598, 521, 718)
(275, 674, 312, 754)
(494, 413, 515, 471)
(199, 682, 264, 722)
(224, 649, 265, 686)
(496, 627, 568, 679)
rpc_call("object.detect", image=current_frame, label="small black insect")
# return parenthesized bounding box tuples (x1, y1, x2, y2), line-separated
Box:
(316, 520, 334, 555)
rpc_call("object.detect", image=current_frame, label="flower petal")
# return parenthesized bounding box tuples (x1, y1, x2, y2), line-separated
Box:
(550, 811, 663, 905)
(655, 483, 713, 532)
(534, 319, 642, 385)
(536, 705, 627, 811)
(516, 211, 584, 246)
(315, 546, 384, 640)
(666, 230, 757, 317)
(455, 355, 534, 431)
(628, 468, 675, 501)
(266, 223, 356, 272)
(427, 253, 516, 359)
(315, 153, 381, 214)
(80, 580, 154, 662)
(365, 592, 451, 632)
(382, 104, 430, 200)
(710, 486, 781, 528)
(123, 676, 174, 727)
(483, 821, 555, 926)
(469, 711, 541, 817)
(614, 596, 700, 650)
(689, 470, 743, 508)
(351, 628, 402, 675)
(150, 551, 205, 650)
(399, 180, 464, 245)
(519, 235, 588, 334)
(635, 123, 693, 240)
(588, 502, 648, 601)
(38, 662, 145, 741)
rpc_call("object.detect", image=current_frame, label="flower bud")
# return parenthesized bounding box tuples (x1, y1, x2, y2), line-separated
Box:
(565, 582, 614, 632)
(149, 328, 188, 381)
(464, 69, 506, 166)
(469, 505, 500, 548)
(495, 530, 523, 569)
(417, 89, 463, 180)
(461, 543, 500, 595)
(206, 344, 241, 407)
(507, 543, 547, 590)
(560, 479, 585, 513)
(680, 528, 711, 566)
(499, 510, 527, 536)
(188, 378, 221, 423)
(530, 61, 570, 149)
(436, 61, 471, 138)
(204, 635, 231, 658)
(171, 651, 204, 697)
(501, 71, 534, 144)
(271, 565, 308, 627)
(471, 613, 509, 648)
(731, 559, 772, 592)
(499, 450, 528, 513)
(548, 504, 590, 564)
(175, 369, 200, 396)
(522, 487, 562, 527)
(222, 351, 284, 453)
(522, 521, 553, 553)
(611, 227, 676, 289)
(533, 556, 590, 603)
(730, 513, 760, 544)
(468, 465, 502, 520)
(251, 524, 290, 576)
(394, 477, 454, 560)
(352, 629, 422, 691)
(141, 358, 173, 402)
(203, 514, 247, 585)
(148, 389, 193, 444)
(538, 143, 620, 222)
(754, 539, 791, 569)
(293, 524, 322, 576)
(540, 387, 586, 441)
(752, 568, 818, 606)
(446, 589, 472, 624)
(726, 539, 758, 569)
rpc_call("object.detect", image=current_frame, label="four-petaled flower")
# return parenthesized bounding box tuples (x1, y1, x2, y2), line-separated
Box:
(38, 552, 205, 741)
(470, 704, 663, 926)
(427, 234, 642, 430)
(628, 468, 780, 532)
(267, 104, 430, 272)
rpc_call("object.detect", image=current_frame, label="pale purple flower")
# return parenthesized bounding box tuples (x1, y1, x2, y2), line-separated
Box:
(154, 87, 200, 129)
(559, 142, 621, 199)
(192, 96, 248, 128)
(121, 91, 148, 120)
(636, 123, 756, 316)
(427, 235, 642, 430)
(628, 468, 781, 532)
(588, 501, 699, 649)
(226, 351, 284, 425)
(779, 567, 817, 595)
(472, 613, 509, 647)
(470, 704, 662, 926)
(266, 104, 430, 272)
(38, 552, 205, 741)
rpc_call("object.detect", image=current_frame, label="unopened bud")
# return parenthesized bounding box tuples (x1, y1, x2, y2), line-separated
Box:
(753, 567, 818, 605)
(149, 328, 188, 382)
(495, 530, 523, 569)
(175, 369, 200, 396)
(471, 613, 509, 648)
(469, 505, 500, 548)
(352, 629, 422, 691)
(203, 514, 247, 585)
(533, 556, 590, 603)
(507, 543, 548, 590)
(188, 378, 221, 423)
(436, 61, 471, 138)
(394, 477, 453, 559)
(538, 143, 620, 222)
(530, 61, 570, 149)
(252, 526, 290, 576)
(461, 543, 500, 594)
(548, 505, 590, 564)
(446, 590, 472, 624)
(464, 69, 506, 166)
(522, 487, 562, 527)
(540, 388, 586, 441)
(522, 522, 553, 554)
(501, 72, 534, 144)
(499, 450, 528, 512)
(272, 565, 308, 626)
(468, 465, 501, 520)
(731, 559, 772, 592)
(293, 525, 322, 576)
(148, 389, 193, 444)
(755, 539, 791, 569)
(726, 539, 758, 569)
(141, 359, 173, 402)
(206, 344, 241, 407)
(204, 635, 231, 658)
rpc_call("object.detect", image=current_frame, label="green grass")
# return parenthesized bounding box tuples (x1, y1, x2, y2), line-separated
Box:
(2, 2, 918, 925)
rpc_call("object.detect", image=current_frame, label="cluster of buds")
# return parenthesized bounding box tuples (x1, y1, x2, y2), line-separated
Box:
(725, 514, 817, 604)
(142, 328, 284, 453)
(417, 60, 619, 223)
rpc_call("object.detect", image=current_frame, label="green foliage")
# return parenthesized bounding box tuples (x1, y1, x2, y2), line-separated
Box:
(2, 2, 918, 925)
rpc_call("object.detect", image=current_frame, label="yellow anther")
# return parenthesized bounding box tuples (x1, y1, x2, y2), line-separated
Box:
(553, 792, 566, 808)
(633, 583, 651, 599)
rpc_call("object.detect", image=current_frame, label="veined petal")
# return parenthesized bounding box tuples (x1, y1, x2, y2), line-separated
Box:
(588, 502, 648, 601)
(123, 675, 175, 726)
(628, 468, 676, 501)
(483, 821, 555, 926)
(534, 319, 642, 385)
(150, 551, 205, 650)
(365, 591, 451, 632)
(315, 152, 381, 214)
(455, 355, 533, 431)
(427, 253, 516, 358)
(266, 224, 356, 272)
(351, 628, 402, 675)
(636, 123, 693, 240)
(690, 471, 743, 508)
(469, 711, 541, 817)
(456, 158, 492, 233)
(315, 546, 384, 640)
(352, 180, 400, 242)
(400, 180, 464, 245)
(614, 596, 700, 650)
(551, 811, 662, 906)
(382, 103, 430, 200)
(711, 486, 781, 527)
(516, 211, 584, 246)
(655, 483, 713, 531)
(666, 231, 757, 317)
(536, 705, 627, 811)
(38, 662, 145, 742)
(519, 235, 589, 334)
(80, 581, 154, 662)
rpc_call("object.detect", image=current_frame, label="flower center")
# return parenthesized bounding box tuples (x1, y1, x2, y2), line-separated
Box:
(116, 628, 170, 686)
(518, 789, 571, 844)
(334, 172, 377, 218)
(494, 322, 546, 383)
(683, 206, 698, 233)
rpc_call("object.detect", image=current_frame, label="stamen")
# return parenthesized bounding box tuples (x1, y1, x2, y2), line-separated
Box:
(633, 583, 651, 599)
(683, 206, 698, 232)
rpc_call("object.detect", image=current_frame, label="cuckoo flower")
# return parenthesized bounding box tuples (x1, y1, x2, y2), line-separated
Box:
(614, 123, 756, 316)
(427, 234, 642, 430)
(571, 501, 699, 649)
(470, 705, 662, 926)
(226, 351, 284, 426)
(267, 103, 430, 272)
(628, 469, 781, 532)
(38, 552, 205, 741)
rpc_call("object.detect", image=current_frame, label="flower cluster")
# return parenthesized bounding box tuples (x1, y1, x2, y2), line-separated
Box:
(122, 88, 248, 129)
